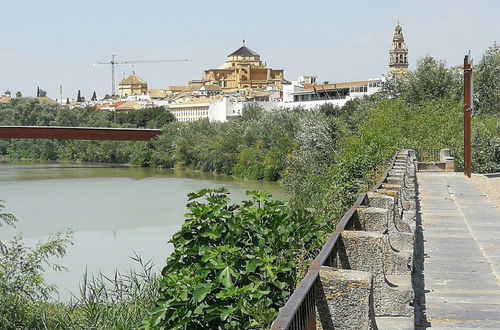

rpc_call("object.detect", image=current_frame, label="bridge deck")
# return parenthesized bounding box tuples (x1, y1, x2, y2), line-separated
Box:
(0, 126, 162, 141)
(418, 172, 500, 329)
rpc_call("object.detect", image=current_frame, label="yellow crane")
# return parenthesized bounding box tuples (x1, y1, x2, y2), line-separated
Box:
(94, 55, 188, 96)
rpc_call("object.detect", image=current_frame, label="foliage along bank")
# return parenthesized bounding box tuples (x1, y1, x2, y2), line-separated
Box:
(0, 46, 499, 328)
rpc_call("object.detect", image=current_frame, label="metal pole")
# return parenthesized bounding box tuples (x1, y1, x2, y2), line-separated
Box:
(112, 54, 116, 97)
(463, 54, 472, 178)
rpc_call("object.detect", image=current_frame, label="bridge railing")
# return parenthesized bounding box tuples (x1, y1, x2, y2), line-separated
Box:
(271, 150, 417, 329)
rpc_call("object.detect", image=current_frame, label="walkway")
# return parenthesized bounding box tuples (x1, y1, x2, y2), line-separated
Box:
(418, 172, 500, 329)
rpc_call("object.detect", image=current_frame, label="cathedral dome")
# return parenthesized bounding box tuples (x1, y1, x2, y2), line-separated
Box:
(227, 46, 259, 57)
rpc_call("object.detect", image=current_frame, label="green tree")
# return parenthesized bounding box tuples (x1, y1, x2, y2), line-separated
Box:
(405, 56, 462, 105)
(475, 42, 500, 116)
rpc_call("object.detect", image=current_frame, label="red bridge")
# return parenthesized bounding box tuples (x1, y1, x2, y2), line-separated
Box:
(0, 126, 162, 141)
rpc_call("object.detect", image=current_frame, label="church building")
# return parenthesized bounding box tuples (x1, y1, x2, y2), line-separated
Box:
(389, 22, 409, 77)
(203, 42, 285, 91)
(119, 72, 148, 98)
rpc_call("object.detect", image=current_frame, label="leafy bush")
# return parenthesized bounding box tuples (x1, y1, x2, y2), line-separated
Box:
(0, 200, 73, 329)
(471, 115, 500, 173)
(144, 188, 325, 329)
(476, 42, 500, 116)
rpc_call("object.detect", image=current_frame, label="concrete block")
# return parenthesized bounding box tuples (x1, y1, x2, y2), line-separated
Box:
(369, 191, 413, 234)
(356, 206, 389, 233)
(338, 231, 414, 316)
(445, 156, 456, 172)
(389, 170, 406, 177)
(316, 267, 377, 330)
(387, 176, 404, 185)
(381, 183, 402, 191)
(375, 316, 414, 329)
(357, 205, 414, 252)
(439, 149, 451, 162)
(384, 246, 413, 275)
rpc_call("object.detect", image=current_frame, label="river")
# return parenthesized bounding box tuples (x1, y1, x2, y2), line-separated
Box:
(0, 162, 285, 301)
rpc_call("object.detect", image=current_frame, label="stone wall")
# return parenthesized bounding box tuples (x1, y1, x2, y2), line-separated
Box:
(315, 150, 418, 329)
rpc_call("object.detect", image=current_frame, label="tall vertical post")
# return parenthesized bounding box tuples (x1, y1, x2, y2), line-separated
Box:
(111, 54, 116, 97)
(463, 54, 472, 178)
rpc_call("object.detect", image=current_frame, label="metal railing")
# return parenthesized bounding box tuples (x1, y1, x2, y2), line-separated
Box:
(271, 154, 398, 329)
(414, 149, 463, 163)
(415, 149, 441, 162)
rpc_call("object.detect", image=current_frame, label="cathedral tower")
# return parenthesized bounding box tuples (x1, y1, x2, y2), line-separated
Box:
(389, 22, 409, 76)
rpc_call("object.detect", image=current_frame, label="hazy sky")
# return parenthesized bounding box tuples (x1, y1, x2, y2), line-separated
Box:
(1, 0, 498, 99)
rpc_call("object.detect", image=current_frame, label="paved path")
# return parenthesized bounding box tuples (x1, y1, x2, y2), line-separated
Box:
(418, 172, 500, 329)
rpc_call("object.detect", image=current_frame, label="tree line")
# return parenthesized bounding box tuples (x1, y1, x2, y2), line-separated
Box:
(0, 43, 499, 328)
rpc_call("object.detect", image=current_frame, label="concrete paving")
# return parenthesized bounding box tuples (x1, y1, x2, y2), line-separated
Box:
(417, 172, 500, 329)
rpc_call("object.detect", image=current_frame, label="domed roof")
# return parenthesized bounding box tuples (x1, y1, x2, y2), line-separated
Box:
(120, 73, 146, 85)
(228, 46, 259, 57)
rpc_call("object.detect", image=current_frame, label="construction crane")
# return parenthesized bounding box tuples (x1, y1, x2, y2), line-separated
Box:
(93, 55, 188, 96)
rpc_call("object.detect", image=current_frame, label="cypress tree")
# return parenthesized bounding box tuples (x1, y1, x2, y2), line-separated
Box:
(91, 91, 97, 101)
(77, 90, 82, 102)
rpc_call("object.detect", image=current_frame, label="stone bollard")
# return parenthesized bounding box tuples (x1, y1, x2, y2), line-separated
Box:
(360, 194, 414, 252)
(439, 149, 451, 162)
(337, 231, 414, 316)
(445, 156, 456, 172)
(316, 267, 376, 330)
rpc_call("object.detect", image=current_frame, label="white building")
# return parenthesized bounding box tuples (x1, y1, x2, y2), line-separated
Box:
(166, 77, 384, 123)
(208, 97, 280, 122)
(168, 98, 219, 123)
(282, 77, 383, 109)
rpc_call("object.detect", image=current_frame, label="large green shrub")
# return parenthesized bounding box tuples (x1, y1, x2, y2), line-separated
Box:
(476, 43, 500, 116)
(144, 189, 325, 329)
(0, 200, 73, 329)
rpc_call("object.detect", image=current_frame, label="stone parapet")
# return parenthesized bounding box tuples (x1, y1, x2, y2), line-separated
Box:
(271, 150, 418, 330)
(316, 150, 418, 328)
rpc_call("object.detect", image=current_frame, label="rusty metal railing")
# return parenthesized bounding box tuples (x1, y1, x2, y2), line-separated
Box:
(271, 153, 398, 329)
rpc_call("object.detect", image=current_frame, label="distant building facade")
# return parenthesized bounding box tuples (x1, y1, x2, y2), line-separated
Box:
(203, 43, 285, 91)
(282, 77, 382, 109)
(389, 23, 409, 77)
(119, 72, 148, 98)
(168, 98, 219, 122)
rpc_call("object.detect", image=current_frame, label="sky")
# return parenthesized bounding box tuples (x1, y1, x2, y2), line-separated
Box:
(0, 0, 499, 100)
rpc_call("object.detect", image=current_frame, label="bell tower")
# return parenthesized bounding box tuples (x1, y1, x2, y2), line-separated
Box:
(389, 21, 409, 77)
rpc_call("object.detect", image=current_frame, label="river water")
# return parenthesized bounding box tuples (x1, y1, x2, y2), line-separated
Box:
(0, 162, 285, 301)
